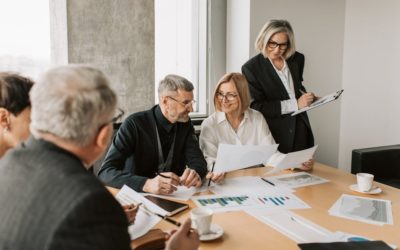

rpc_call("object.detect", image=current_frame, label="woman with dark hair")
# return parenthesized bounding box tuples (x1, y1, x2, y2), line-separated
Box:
(0, 72, 34, 157)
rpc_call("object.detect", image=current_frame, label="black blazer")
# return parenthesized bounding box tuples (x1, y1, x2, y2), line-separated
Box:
(242, 52, 314, 153)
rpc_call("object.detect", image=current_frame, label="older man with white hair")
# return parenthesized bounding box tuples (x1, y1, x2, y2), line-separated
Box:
(0, 65, 199, 250)
(99, 74, 207, 195)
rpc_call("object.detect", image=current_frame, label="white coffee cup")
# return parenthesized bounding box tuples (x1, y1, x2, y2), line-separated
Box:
(190, 207, 213, 235)
(356, 173, 374, 192)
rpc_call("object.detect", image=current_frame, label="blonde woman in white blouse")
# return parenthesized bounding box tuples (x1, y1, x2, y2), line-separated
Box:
(200, 73, 313, 183)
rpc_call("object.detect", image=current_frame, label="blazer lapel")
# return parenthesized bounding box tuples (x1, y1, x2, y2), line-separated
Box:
(262, 57, 290, 99)
(287, 58, 302, 98)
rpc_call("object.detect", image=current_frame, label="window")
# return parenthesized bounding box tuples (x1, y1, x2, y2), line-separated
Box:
(155, 0, 207, 117)
(0, 0, 51, 80)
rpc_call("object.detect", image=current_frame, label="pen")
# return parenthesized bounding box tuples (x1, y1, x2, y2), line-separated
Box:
(207, 162, 215, 187)
(156, 171, 171, 179)
(261, 177, 275, 186)
(140, 204, 182, 227)
(299, 89, 306, 95)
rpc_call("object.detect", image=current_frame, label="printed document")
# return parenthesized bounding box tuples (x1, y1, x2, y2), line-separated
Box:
(214, 143, 278, 173)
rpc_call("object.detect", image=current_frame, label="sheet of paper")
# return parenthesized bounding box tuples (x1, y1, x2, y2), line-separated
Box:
(328, 194, 393, 225)
(214, 143, 279, 173)
(265, 172, 329, 189)
(116, 185, 162, 239)
(209, 176, 294, 195)
(191, 192, 309, 213)
(246, 210, 332, 243)
(145, 186, 199, 201)
(266, 145, 318, 175)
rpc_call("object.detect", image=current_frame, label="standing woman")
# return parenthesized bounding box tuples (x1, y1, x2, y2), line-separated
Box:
(0, 73, 34, 158)
(242, 20, 316, 165)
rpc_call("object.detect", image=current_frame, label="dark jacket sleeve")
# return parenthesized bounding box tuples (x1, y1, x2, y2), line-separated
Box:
(49, 188, 130, 250)
(98, 116, 148, 191)
(184, 123, 207, 178)
(241, 58, 283, 118)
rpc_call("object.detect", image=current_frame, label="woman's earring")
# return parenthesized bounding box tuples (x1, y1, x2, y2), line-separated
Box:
(3, 127, 9, 133)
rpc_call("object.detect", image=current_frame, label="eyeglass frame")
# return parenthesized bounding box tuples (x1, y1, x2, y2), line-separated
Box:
(267, 40, 289, 50)
(167, 96, 196, 108)
(110, 108, 125, 124)
(216, 92, 238, 102)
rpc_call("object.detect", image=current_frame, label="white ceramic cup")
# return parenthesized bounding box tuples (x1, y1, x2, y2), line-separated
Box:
(356, 173, 374, 192)
(190, 207, 213, 235)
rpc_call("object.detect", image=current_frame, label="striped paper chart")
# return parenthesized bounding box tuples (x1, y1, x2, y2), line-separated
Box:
(192, 193, 309, 212)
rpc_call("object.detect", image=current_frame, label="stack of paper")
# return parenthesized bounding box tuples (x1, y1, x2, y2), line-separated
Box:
(328, 194, 393, 225)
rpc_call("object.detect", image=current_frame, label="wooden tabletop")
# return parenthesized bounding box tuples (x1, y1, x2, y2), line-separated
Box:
(154, 162, 400, 249)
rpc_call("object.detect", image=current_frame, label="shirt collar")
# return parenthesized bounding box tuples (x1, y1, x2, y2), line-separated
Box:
(155, 105, 175, 133)
(268, 57, 288, 72)
(215, 110, 250, 124)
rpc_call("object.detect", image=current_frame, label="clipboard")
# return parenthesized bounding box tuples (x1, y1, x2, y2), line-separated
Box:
(291, 89, 343, 116)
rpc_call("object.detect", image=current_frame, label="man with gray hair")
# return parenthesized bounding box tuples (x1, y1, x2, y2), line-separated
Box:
(99, 74, 207, 194)
(0, 65, 131, 249)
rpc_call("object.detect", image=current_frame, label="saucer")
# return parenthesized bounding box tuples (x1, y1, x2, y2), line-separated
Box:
(349, 184, 382, 194)
(199, 224, 224, 241)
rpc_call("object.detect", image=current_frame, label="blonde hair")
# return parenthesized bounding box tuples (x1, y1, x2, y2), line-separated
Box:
(255, 19, 296, 59)
(213, 73, 251, 116)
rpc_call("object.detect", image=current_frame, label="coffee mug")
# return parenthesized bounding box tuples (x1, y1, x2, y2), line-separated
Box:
(190, 207, 213, 235)
(356, 173, 374, 192)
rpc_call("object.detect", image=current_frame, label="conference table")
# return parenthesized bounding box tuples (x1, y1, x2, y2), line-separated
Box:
(152, 162, 400, 249)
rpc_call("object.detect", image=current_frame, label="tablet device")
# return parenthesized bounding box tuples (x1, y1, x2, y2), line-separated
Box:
(144, 195, 189, 216)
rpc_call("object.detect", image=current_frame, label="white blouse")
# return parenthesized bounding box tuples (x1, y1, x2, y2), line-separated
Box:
(199, 108, 275, 170)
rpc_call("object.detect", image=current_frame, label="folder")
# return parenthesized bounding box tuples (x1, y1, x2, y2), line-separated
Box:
(292, 89, 344, 116)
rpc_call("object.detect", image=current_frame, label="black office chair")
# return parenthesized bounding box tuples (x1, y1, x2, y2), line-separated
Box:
(351, 144, 400, 189)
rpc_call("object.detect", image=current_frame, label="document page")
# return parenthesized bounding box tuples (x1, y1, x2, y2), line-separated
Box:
(265, 172, 329, 189)
(329, 194, 393, 225)
(214, 143, 278, 173)
(265, 145, 318, 175)
(246, 210, 332, 243)
(116, 185, 162, 239)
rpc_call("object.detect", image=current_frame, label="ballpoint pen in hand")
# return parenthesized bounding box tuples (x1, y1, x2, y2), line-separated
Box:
(207, 162, 215, 187)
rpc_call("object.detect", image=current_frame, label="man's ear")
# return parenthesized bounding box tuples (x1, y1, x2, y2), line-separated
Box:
(160, 95, 169, 107)
(95, 124, 112, 150)
(0, 108, 10, 128)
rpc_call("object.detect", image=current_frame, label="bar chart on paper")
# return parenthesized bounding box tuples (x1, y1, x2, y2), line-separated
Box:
(192, 193, 309, 212)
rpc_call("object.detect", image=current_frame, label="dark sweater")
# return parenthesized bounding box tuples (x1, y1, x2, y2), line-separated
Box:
(98, 105, 207, 191)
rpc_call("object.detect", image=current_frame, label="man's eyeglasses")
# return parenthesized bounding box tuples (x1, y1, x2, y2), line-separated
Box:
(110, 108, 125, 123)
(167, 96, 196, 108)
(216, 92, 238, 102)
(267, 41, 288, 50)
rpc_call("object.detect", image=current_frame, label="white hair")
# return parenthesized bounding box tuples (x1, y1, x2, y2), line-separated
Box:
(158, 74, 194, 99)
(30, 64, 117, 146)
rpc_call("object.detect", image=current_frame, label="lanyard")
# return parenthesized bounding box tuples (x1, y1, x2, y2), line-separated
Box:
(155, 125, 177, 172)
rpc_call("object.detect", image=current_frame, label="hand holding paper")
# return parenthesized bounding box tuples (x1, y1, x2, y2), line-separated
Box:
(265, 145, 318, 175)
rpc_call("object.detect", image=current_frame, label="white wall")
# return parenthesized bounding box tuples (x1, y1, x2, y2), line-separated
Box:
(339, 0, 400, 171)
(226, 0, 250, 72)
